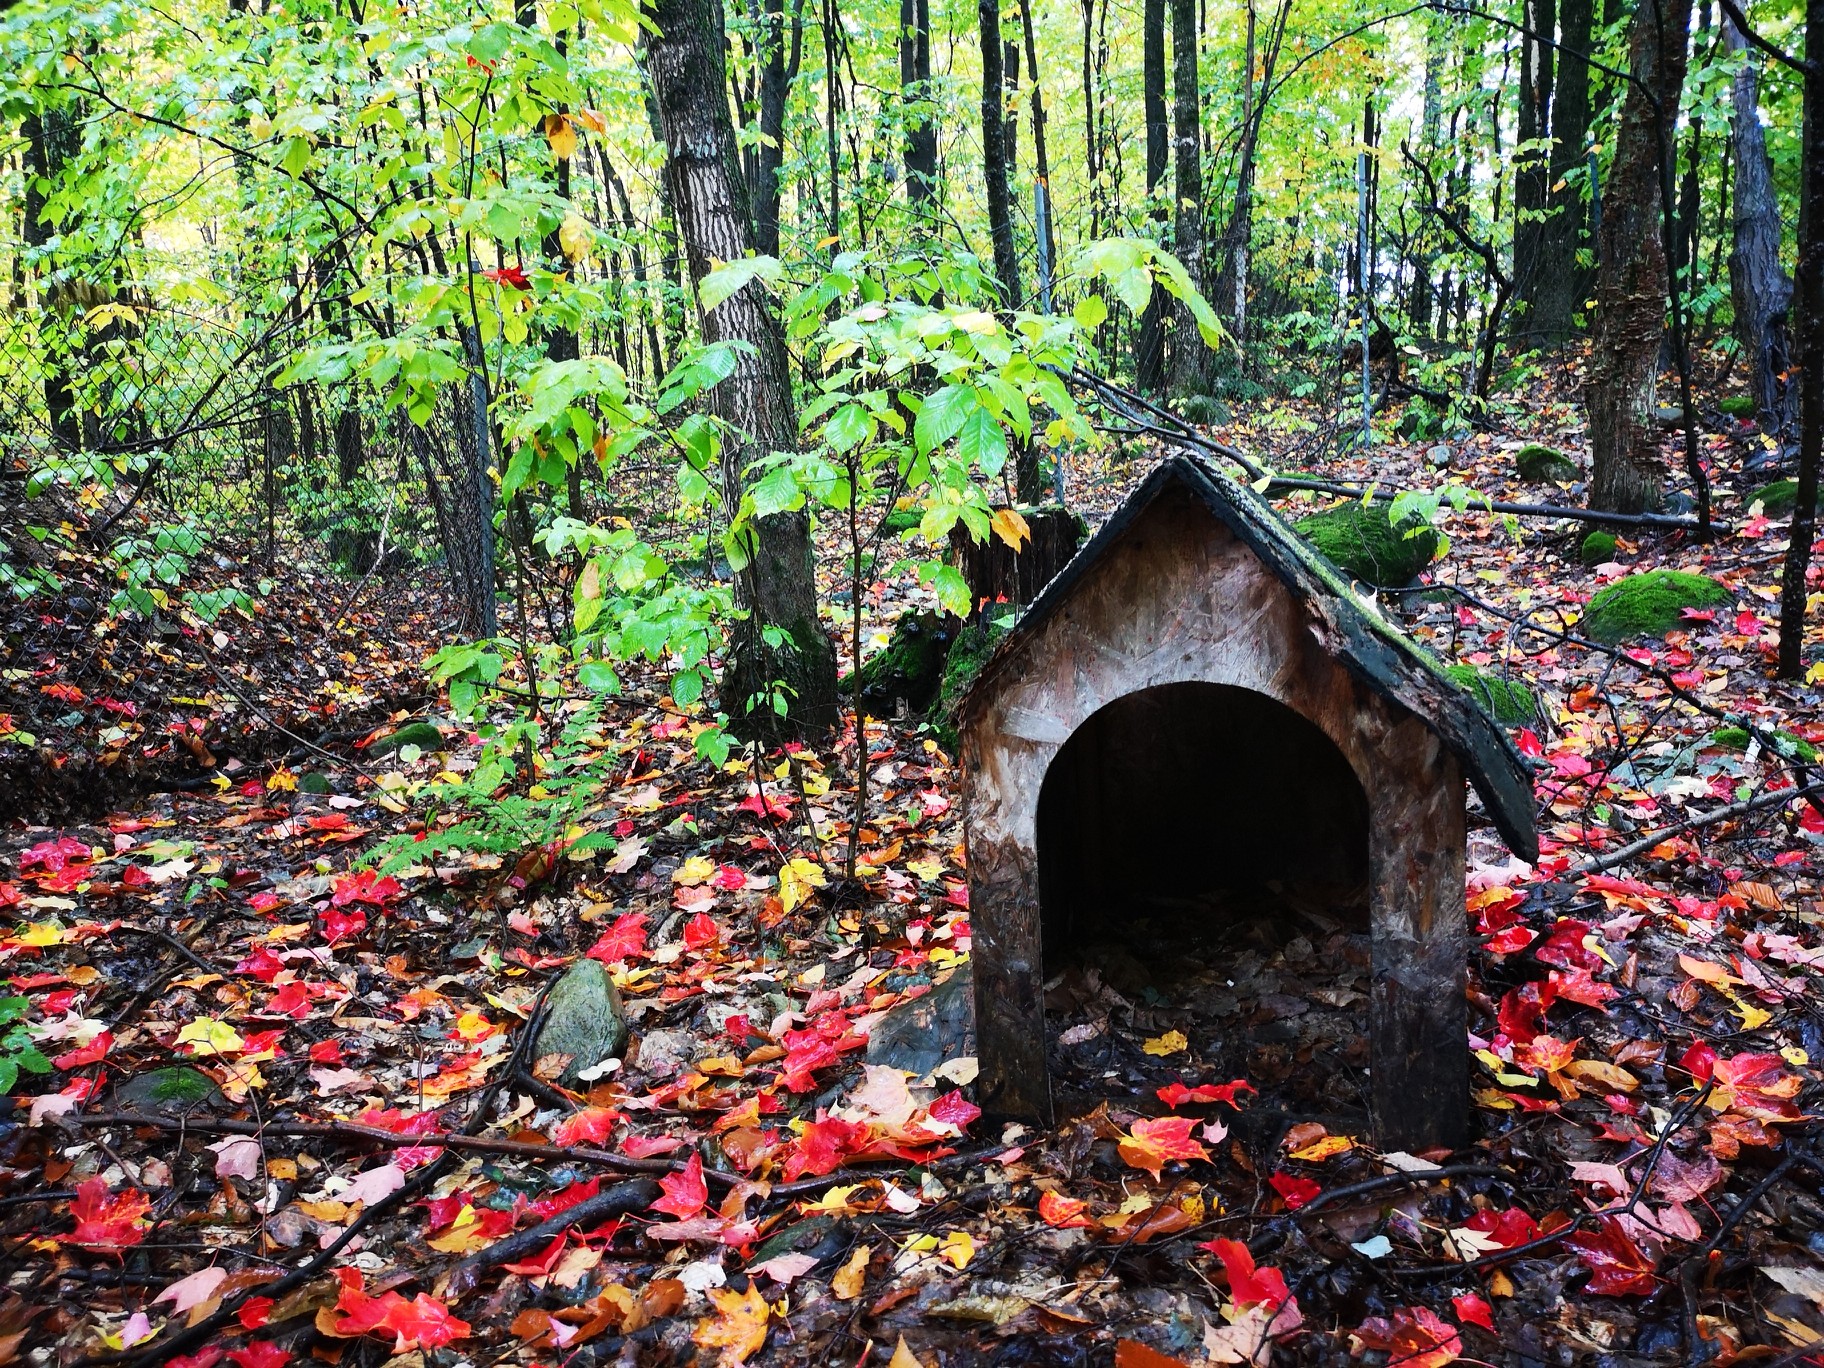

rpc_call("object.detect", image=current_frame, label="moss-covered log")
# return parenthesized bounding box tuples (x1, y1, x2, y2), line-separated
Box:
(1294, 502, 1440, 587)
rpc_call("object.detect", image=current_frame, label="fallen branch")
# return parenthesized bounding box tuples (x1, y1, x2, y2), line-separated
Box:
(1064, 368, 1718, 532)
(1570, 782, 1824, 875)
(440, 1178, 660, 1299)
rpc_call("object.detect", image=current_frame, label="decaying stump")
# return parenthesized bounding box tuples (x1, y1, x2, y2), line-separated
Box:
(948, 505, 1085, 619)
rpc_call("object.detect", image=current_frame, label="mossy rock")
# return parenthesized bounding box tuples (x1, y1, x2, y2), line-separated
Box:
(1580, 530, 1618, 567)
(370, 720, 444, 754)
(1294, 502, 1440, 588)
(1709, 724, 1818, 764)
(1179, 393, 1230, 427)
(1747, 479, 1799, 517)
(1717, 395, 1757, 418)
(1444, 665, 1537, 726)
(933, 618, 1012, 749)
(1515, 443, 1579, 482)
(842, 610, 957, 717)
(116, 1066, 225, 1116)
(1581, 570, 1731, 643)
(534, 959, 628, 1088)
(878, 506, 924, 539)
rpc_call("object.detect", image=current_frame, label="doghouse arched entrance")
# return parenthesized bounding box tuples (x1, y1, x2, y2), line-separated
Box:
(1035, 681, 1375, 1120)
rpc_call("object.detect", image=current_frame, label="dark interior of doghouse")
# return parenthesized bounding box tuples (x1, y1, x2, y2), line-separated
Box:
(1035, 681, 1375, 1128)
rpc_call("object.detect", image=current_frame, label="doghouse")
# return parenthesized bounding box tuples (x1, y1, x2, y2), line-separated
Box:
(955, 453, 1538, 1150)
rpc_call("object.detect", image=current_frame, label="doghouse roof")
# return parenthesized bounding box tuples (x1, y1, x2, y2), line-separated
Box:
(957, 451, 1539, 862)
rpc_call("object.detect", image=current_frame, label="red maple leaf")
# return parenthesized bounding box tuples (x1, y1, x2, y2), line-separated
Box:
(1565, 1216, 1659, 1295)
(1038, 1190, 1093, 1228)
(1267, 1171, 1322, 1210)
(53, 1030, 113, 1069)
(483, 264, 531, 290)
(1156, 1078, 1255, 1108)
(782, 1114, 870, 1180)
(586, 912, 649, 964)
(1117, 1116, 1210, 1180)
(1459, 1207, 1540, 1249)
(551, 1106, 619, 1147)
(331, 869, 403, 907)
(652, 1151, 708, 1219)
(928, 1089, 981, 1131)
(1198, 1237, 1290, 1311)
(226, 1343, 289, 1368)
(682, 913, 721, 950)
(65, 1178, 151, 1249)
(321, 906, 367, 945)
(1452, 1292, 1495, 1331)
(1353, 1307, 1462, 1368)
(330, 1268, 471, 1350)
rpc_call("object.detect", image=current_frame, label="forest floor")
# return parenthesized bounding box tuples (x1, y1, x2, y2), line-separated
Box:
(4, 352, 1824, 1368)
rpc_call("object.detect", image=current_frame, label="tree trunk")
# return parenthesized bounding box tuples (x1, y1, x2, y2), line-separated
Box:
(1168, 0, 1209, 392)
(648, 0, 838, 738)
(979, 0, 1022, 307)
(23, 108, 80, 453)
(1585, 0, 1692, 513)
(1513, 0, 1555, 336)
(900, 0, 936, 205)
(1724, 14, 1794, 428)
(1134, 0, 1168, 391)
(752, 0, 802, 254)
(1016, 0, 1055, 283)
(1533, 0, 1593, 340)
(1777, 0, 1822, 679)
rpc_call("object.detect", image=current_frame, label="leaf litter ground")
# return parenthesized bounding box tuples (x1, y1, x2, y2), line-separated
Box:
(4, 375, 1824, 1368)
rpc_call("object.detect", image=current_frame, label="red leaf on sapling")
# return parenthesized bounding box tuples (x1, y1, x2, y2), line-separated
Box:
(652, 1152, 708, 1219)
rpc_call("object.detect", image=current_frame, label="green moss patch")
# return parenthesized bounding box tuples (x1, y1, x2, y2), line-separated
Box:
(1581, 570, 1731, 643)
(933, 618, 1012, 749)
(370, 720, 445, 754)
(1294, 502, 1440, 588)
(1580, 530, 1618, 567)
(1515, 443, 1578, 482)
(1709, 724, 1818, 764)
(1717, 395, 1757, 418)
(1747, 479, 1799, 517)
(1445, 665, 1538, 725)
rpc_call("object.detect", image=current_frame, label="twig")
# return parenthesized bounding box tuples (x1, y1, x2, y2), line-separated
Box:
(1570, 782, 1824, 875)
(439, 1178, 659, 1298)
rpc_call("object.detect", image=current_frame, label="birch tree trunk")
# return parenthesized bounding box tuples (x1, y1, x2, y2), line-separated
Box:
(648, 0, 838, 738)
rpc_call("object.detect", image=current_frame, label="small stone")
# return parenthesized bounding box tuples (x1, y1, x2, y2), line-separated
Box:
(1295, 502, 1439, 588)
(116, 1066, 225, 1116)
(534, 960, 628, 1087)
(633, 1027, 699, 1080)
(1581, 570, 1731, 643)
(1426, 444, 1453, 469)
(866, 966, 976, 1079)
(1579, 530, 1618, 567)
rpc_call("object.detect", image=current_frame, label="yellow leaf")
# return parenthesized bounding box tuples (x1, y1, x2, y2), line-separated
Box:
(888, 1337, 926, 1368)
(1562, 1059, 1639, 1092)
(575, 107, 607, 134)
(938, 1230, 975, 1269)
(1727, 993, 1772, 1031)
(674, 855, 717, 886)
(545, 113, 578, 160)
(832, 1243, 870, 1299)
(558, 212, 591, 263)
(693, 1285, 772, 1365)
(1287, 1135, 1353, 1162)
(953, 310, 999, 334)
(1678, 953, 1735, 986)
(14, 922, 64, 947)
(265, 767, 297, 792)
(779, 857, 828, 915)
(1142, 1030, 1187, 1057)
(176, 1017, 245, 1057)
(991, 506, 1031, 551)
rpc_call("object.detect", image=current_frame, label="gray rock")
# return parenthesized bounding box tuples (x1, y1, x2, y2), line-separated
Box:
(535, 960, 628, 1087)
(634, 1027, 700, 1079)
(865, 966, 976, 1079)
(116, 1066, 225, 1116)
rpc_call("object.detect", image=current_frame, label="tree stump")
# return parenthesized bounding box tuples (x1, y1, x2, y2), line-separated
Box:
(948, 505, 1085, 621)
